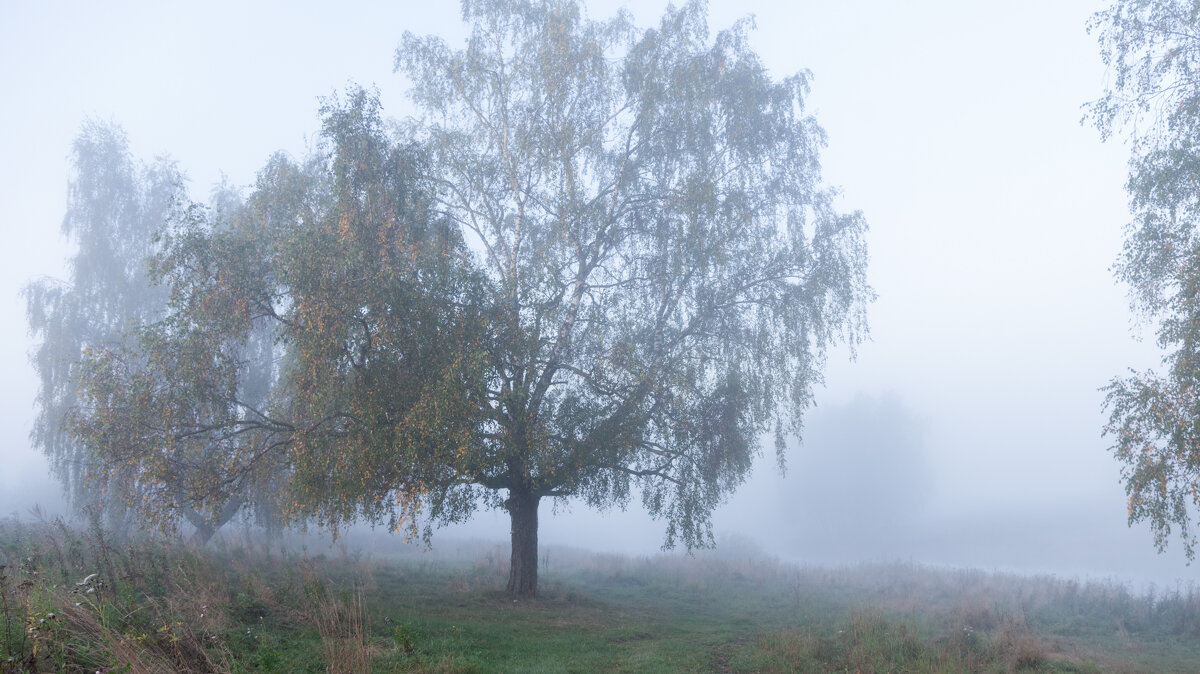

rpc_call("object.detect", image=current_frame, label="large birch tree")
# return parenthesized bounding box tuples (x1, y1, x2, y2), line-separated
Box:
(395, 0, 871, 594)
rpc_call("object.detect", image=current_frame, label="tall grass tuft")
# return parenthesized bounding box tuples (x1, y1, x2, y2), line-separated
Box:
(306, 565, 372, 674)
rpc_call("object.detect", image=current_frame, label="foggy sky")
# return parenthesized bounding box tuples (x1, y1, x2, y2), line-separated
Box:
(1, 1, 1189, 587)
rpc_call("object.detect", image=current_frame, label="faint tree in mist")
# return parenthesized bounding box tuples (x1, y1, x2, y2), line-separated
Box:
(24, 122, 183, 530)
(25, 124, 285, 543)
(786, 393, 932, 555)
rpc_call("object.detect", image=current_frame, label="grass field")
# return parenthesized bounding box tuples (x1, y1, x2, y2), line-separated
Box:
(1, 516, 1198, 672)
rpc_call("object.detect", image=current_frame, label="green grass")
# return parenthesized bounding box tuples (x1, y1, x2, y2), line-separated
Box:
(1, 518, 1198, 672)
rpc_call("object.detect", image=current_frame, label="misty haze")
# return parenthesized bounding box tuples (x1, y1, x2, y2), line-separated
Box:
(3, 0, 1200, 671)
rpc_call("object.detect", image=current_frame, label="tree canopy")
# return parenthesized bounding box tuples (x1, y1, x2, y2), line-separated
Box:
(1090, 0, 1200, 558)
(69, 91, 481, 542)
(64, 0, 871, 596)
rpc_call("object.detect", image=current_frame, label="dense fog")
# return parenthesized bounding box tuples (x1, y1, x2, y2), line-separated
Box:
(1, 0, 1192, 591)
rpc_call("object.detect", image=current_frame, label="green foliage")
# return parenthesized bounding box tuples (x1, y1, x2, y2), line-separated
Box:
(394, 622, 418, 655)
(1088, 0, 1200, 558)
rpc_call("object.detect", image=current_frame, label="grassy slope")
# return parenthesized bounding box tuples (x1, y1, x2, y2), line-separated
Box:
(2, 519, 1198, 673)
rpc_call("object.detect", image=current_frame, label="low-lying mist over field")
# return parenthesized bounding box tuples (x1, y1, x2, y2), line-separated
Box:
(441, 392, 1191, 589)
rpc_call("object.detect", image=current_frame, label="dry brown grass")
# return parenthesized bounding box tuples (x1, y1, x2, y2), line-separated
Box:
(312, 586, 370, 674)
(995, 615, 1048, 671)
(293, 558, 373, 674)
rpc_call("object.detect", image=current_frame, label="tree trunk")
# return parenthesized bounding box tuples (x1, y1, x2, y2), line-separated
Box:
(189, 519, 216, 546)
(506, 489, 540, 597)
(181, 496, 242, 546)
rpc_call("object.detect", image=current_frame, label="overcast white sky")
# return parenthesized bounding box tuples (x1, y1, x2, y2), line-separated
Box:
(1, 1, 1189, 585)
